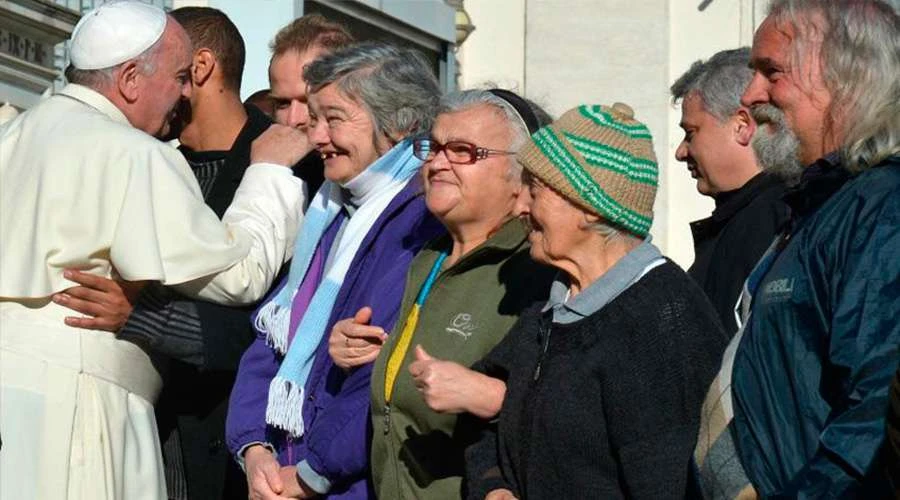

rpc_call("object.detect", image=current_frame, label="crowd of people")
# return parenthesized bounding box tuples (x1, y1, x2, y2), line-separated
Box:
(0, 0, 898, 499)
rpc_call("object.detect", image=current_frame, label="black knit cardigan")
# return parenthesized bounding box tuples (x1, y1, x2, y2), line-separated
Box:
(466, 260, 728, 499)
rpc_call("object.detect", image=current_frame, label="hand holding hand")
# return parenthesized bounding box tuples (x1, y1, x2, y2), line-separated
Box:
(277, 465, 318, 499)
(52, 269, 146, 332)
(328, 307, 387, 371)
(245, 445, 285, 500)
(251, 124, 314, 166)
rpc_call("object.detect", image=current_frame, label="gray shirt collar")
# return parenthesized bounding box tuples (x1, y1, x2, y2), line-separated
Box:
(542, 239, 666, 324)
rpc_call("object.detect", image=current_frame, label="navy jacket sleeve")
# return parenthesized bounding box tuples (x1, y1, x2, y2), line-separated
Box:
(777, 181, 900, 498)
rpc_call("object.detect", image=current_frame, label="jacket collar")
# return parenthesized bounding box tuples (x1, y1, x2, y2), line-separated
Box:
(541, 239, 664, 323)
(428, 217, 529, 275)
(691, 172, 784, 241)
(782, 152, 851, 218)
(58, 84, 131, 127)
(712, 172, 781, 218)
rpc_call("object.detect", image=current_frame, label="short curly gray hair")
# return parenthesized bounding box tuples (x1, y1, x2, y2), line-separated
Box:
(303, 42, 441, 140)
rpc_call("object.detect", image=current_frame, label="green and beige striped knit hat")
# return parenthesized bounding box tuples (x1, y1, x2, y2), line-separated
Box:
(517, 102, 658, 238)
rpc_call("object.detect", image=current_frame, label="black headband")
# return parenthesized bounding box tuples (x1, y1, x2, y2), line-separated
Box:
(488, 88, 541, 135)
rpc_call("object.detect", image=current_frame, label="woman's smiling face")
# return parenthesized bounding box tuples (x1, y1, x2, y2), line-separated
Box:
(521, 174, 594, 267)
(422, 104, 522, 229)
(307, 82, 390, 184)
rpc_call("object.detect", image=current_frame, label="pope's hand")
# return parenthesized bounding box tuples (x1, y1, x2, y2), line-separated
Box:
(251, 124, 314, 167)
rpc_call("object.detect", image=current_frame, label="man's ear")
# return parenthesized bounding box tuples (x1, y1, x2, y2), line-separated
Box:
(116, 61, 141, 103)
(192, 49, 215, 87)
(734, 107, 756, 147)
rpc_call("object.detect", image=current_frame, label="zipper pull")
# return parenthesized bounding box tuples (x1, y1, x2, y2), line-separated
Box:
(533, 320, 552, 381)
(383, 403, 391, 435)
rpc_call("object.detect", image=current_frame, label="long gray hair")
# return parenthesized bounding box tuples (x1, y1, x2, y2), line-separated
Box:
(303, 42, 441, 140)
(768, 0, 900, 171)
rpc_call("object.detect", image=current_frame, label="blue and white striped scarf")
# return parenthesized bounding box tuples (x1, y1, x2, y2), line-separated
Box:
(256, 139, 422, 437)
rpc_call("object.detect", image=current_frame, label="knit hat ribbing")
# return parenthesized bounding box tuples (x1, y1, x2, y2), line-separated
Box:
(517, 103, 658, 238)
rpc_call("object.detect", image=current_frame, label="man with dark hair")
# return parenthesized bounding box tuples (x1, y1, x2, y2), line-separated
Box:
(671, 47, 789, 335)
(170, 7, 245, 93)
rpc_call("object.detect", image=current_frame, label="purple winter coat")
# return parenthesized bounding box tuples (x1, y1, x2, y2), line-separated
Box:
(226, 177, 445, 498)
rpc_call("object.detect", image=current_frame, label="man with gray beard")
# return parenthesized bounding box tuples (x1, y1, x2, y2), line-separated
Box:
(671, 47, 790, 336)
(724, 0, 900, 497)
(749, 103, 804, 184)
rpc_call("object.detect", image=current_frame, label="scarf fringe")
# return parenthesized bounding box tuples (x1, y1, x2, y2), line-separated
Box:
(255, 300, 291, 354)
(265, 376, 305, 437)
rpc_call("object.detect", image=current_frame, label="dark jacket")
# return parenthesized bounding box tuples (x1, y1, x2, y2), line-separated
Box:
(226, 176, 445, 499)
(886, 361, 900, 496)
(688, 172, 789, 334)
(469, 261, 727, 499)
(732, 155, 900, 498)
(152, 104, 273, 500)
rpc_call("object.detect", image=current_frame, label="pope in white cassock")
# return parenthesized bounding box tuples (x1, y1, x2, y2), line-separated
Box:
(0, 2, 310, 499)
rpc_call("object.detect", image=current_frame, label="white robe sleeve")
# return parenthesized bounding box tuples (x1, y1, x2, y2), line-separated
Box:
(175, 164, 306, 304)
(110, 146, 305, 306)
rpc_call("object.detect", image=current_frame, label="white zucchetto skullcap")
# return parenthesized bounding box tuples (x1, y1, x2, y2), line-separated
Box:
(69, 1, 167, 70)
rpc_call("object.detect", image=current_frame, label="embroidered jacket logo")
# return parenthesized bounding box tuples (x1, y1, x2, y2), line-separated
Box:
(762, 278, 794, 299)
(446, 313, 477, 339)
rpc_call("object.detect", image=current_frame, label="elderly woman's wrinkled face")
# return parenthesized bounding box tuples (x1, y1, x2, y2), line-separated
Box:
(522, 175, 595, 266)
(307, 82, 391, 184)
(424, 104, 522, 228)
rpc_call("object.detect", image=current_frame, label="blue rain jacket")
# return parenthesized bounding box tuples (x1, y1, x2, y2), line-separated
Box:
(732, 154, 900, 498)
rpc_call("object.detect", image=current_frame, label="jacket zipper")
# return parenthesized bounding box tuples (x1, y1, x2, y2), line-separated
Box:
(522, 314, 552, 494)
(533, 318, 552, 381)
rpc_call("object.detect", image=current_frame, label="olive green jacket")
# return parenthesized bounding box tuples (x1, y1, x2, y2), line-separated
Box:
(370, 219, 553, 499)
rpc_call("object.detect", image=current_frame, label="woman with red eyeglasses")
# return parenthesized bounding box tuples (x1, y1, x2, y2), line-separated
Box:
(328, 88, 555, 500)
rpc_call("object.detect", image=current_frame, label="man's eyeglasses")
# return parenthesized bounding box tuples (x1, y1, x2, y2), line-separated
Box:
(412, 138, 516, 165)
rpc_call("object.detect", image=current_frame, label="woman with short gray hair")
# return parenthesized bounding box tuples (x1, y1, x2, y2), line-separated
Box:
(304, 42, 440, 141)
(226, 41, 446, 499)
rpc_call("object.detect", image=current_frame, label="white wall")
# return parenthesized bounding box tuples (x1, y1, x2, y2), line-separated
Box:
(458, 0, 526, 91)
(523, 0, 675, 260)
